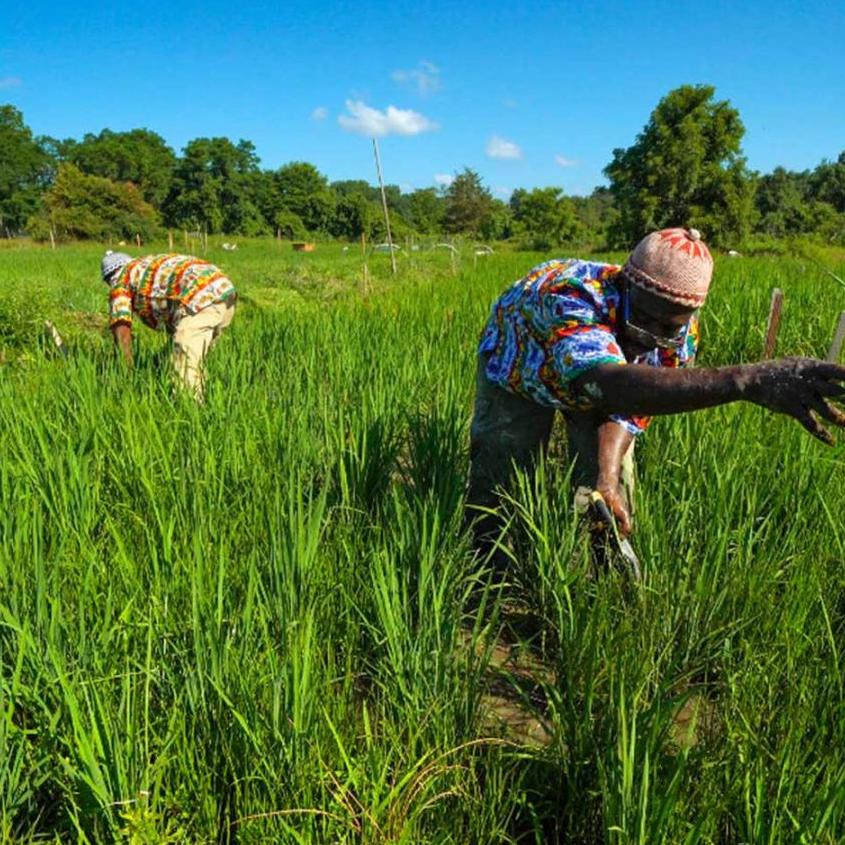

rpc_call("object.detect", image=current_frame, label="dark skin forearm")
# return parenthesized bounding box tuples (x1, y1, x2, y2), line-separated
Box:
(111, 324, 133, 365)
(596, 420, 635, 535)
(596, 421, 634, 489)
(574, 357, 845, 445)
(575, 363, 744, 417)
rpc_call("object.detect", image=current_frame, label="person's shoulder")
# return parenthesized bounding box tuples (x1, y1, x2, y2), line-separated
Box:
(531, 258, 616, 277)
(151, 253, 203, 262)
(533, 258, 618, 289)
(156, 254, 213, 271)
(564, 259, 620, 279)
(522, 257, 581, 282)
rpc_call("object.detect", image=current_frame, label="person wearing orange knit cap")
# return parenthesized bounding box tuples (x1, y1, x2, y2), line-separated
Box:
(467, 227, 845, 565)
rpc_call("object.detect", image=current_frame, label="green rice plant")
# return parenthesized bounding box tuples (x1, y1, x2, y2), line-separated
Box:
(1, 242, 844, 842)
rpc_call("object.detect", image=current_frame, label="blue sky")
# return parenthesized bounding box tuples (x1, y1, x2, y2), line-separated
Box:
(3, 0, 844, 197)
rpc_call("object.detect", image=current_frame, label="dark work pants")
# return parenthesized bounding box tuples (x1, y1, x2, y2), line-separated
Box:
(466, 354, 634, 561)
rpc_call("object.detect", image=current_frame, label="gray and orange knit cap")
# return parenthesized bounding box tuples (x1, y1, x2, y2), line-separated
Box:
(622, 228, 713, 308)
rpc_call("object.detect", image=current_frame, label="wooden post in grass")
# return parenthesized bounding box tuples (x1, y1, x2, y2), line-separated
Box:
(49, 227, 56, 250)
(372, 137, 397, 276)
(827, 311, 845, 362)
(168, 230, 173, 251)
(135, 232, 141, 248)
(183, 230, 188, 250)
(763, 288, 783, 358)
(361, 231, 370, 295)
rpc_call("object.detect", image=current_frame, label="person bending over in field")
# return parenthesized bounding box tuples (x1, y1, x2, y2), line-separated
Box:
(101, 251, 237, 401)
(466, 227, 845, 564)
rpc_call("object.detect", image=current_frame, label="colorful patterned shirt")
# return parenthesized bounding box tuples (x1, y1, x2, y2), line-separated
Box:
(478, 259, 699, 435)
(108, 254, 236, 331)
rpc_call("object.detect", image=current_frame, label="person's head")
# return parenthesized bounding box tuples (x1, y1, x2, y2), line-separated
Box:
(101, 250, 132, 284)
(619, 228, 713, 356)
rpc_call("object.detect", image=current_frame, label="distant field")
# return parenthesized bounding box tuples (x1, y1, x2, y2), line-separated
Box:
(1, 239, 845, 843)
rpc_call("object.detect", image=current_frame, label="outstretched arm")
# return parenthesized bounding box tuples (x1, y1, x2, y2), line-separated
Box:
(574, 358, 845, 445)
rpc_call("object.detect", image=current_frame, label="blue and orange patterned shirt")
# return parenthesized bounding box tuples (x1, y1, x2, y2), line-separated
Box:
(478, 259, 699, 435)
(109, 254, 236, 332)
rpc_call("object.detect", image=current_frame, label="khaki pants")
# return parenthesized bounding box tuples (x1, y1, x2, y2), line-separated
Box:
(171, 299, 236, 400)
(466, 354, 635, 554)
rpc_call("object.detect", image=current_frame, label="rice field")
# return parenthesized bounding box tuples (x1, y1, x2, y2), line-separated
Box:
(1, 239, 845, 843)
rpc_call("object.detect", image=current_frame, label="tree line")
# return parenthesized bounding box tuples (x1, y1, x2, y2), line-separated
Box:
(2, 85, 844, 249)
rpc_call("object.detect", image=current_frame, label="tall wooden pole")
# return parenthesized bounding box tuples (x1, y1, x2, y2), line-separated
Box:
(372, 137, 397, 275)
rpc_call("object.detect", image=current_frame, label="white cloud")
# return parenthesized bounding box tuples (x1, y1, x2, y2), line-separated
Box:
(494, 186, 511, 197)
(555, 154, 577, 167)
(434, 173, 454, 187)
(0, 76, 21, 89)
(338, 99, 438, 137)
(311, 106, 328, 121)
(486, 135, 522, 160)
(392, 60, 441, 96)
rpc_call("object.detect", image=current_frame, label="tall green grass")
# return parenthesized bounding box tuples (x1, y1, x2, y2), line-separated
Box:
(0, 241, 844, 842)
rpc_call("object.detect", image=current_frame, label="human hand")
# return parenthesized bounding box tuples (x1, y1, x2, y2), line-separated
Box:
(741, 357, 845, 445)
(595, 483, 633, 537)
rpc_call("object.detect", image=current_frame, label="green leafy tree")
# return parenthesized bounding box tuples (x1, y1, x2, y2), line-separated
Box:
(381, 184, 415, 229)
(605, 84, 757, 247)
(65, 128, 176, 207)
(811, 152, 845, 213)
(165, 137, 264, 235)
(330, 180, 416, 231)
(510, 186, 582, 249)
(332, 179, 377, 200)
(274, 209, 308, 240)
(444, 168, 493, 236)
(29, 162, 160, 242)
(572, 187, 618, 247)
(407, 188, 444, 234)
(755, 167, 814, 237)
(273, 162, 336, 233)
(807, 201, 845, 244)
(479, 199, 514, 241)
(329, 192, 379, 240)
(0, 105, 52, 234)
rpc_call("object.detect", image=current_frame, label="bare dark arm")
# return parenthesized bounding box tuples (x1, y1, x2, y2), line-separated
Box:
(111, 324, 133, 366)
(596, 421, 635, 535)
(574, 358, 845, 445)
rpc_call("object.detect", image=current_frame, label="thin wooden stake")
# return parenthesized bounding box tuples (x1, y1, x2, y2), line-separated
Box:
(372, 137, 397, 275)
(361, 230, 369, 294)
(168, 230, 174, 251)
(44, 320, 68, 358)
(827, 311, 845, 362)
(135, 232, 141, 248)
(763, 288, 783, 358)
(49, 227, 56, 250)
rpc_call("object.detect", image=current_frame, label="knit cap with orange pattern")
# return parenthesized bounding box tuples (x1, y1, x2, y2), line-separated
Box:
(622, 228, 713, 308)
